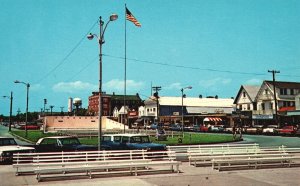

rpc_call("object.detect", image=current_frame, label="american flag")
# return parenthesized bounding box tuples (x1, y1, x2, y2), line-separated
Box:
(126, 7, 141, 27)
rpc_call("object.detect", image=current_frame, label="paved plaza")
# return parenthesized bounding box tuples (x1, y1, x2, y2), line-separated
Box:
(1, 161, 300, 186)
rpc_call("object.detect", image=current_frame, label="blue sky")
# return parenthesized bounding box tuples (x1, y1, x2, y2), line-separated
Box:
(1, 0, 300, 115)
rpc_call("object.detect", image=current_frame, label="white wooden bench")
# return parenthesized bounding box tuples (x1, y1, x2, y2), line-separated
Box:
(168, 143, 259, 160)
(211, 153, 294, 171)
(33, 150, 180, 182)
(187, 145, 261, 166)
(13, 150, 147, 175)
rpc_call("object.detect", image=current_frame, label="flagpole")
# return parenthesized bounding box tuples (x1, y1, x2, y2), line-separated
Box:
(124, 3, 127, 133)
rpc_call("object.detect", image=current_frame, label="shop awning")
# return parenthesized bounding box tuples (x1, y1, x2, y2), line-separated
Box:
(278, 107, 295, 112)
(203, 117, 222, 122)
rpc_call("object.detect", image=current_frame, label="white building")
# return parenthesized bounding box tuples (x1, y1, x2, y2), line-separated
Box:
(138, 96, 235, 126)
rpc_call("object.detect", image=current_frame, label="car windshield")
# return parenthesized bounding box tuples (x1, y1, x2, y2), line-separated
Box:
(102, 136, 111, 142)
(0, 138, 17, 146)
(59, 138, 81, 145)
(130, 136, 150, 143)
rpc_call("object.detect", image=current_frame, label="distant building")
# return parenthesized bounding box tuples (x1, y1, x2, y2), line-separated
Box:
(233, 85, 260, 126)
(234, 80, 300, 126)
(88, 92, 142, 117)
(139, 96, 235, 126)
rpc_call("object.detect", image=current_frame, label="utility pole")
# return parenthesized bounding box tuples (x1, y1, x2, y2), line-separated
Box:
(3, 92, 13, 132)
(268, 70, 280, 128)
(43, 99, 47, 116)
(50, 105, 54, 116)
(16, 108, 21, 126)
(152, 86, 161, 123)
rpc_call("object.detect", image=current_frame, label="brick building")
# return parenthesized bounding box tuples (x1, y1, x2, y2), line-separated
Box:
(88, 92, 142, 116)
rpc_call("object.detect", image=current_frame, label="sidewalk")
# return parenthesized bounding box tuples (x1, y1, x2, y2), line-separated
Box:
(1, 162, 300, 186)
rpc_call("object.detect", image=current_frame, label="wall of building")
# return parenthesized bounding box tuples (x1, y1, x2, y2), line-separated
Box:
(44, 116, 127, 132)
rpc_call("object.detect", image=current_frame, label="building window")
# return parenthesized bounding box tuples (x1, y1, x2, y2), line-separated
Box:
(153, 108, 156, 112)
(290, 89, 294, 95)
(280, 88, 287, 95)
(247, 104, 250, 110)
(261, 103, 265, 110)
(269, 102, 273, 109)
(265, 89, 268, 95)
(239, 105, 242, 110)
(243, 92, 246, 98)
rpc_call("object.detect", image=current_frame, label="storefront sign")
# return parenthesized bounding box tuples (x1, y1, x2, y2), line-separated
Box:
(252, 115, 273, 120)
(173, 112, 180, 116)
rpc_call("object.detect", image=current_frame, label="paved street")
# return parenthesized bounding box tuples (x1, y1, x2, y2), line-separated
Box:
(1, 161, 300, 186)
(1, 125, 300, 186)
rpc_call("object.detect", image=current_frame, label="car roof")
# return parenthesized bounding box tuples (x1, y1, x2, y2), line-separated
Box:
(40, 136, 78, 139)
(0, 137, 14, 139)
(102, 133, 148, 137)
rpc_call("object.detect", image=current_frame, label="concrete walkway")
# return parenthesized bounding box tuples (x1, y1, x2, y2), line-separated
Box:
(1, 162, 300, 186)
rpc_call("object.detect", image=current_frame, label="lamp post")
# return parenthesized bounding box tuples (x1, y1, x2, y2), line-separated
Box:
(87, 14, 118, 151)
(3, 91, 13, 132)
(14, 80, 30, 137)
(181, 86, 192, 137)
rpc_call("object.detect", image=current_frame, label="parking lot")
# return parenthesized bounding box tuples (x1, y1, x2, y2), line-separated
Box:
(1, 161, 300, 186)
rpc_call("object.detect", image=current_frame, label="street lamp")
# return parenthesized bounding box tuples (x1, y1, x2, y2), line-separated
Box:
(3, 92, 13, 132)
(181, 86, 192, 137)
(14, 80, 30, 137)
(87, 14, 118, 151)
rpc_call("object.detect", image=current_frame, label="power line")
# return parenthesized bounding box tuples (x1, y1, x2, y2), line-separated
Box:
(103, 54, 266, 76)
(65, 55, 98, 82)
(34, 20, 98, 84)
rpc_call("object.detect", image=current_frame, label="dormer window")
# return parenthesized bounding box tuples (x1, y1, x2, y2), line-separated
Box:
(243, 92, 246, 98)
(265, 89, 268, 95)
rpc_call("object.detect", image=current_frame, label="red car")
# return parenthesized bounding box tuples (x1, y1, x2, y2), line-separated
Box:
(276, 126, 297, 135)
(200, 124, 209, 132)
(19, 125, 40, 130)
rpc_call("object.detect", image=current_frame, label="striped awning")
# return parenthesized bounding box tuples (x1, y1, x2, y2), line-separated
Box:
(203, 117, 222, 122)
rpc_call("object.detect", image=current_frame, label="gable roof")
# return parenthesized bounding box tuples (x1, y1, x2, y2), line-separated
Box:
(265, 81, 300, 89)
(243, 85, 261, 101)
(233, 85, 260, 104)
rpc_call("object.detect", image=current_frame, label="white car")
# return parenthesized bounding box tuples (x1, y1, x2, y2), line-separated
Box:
(0, 137, 35, 164)
(262, 125, 278, 134)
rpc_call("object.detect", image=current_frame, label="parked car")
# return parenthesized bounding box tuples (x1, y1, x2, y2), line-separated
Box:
(35, 136, 98, 152)
(101, 134, 166, 151)
(193, 124, 200, 132)
(199, 124, 209, 132)
(275, 126, 297, 135)
(150, 123, 164, 130)
(223, 127, 233, 133)
(0, 137, 35, 164)
(183, 125, 194, 131)
(19, 125, 40, 130)
(208, 125, 224, 132)
(262, 125, 278, 135)
(169, 123, 182, 131)
(296, 128, 300, 136)
(245, 125, 263, 134)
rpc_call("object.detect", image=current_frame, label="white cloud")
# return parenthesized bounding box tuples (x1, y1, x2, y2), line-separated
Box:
(104, 79, 144, 92)
(245, 78, 262, 85)
(52, 81, 97, 93)
(30, 84, 44, 91)
(164, 83, 182, 90)
(199, 78, 232, 88)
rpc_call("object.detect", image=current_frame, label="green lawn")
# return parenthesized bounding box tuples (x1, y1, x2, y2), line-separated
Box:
(10, 129, 241, 145)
